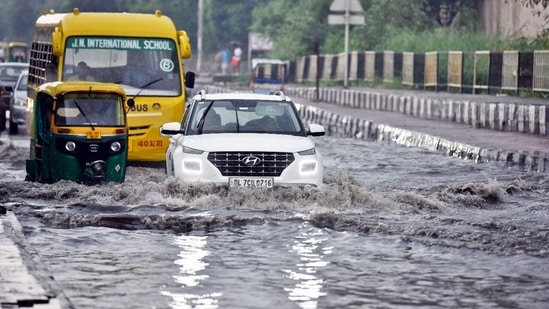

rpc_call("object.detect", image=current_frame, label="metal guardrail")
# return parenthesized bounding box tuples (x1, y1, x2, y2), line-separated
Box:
(292, 50, 549, 95)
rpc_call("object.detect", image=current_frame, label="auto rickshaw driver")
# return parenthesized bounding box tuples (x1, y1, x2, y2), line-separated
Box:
(62, 98, 118, 126)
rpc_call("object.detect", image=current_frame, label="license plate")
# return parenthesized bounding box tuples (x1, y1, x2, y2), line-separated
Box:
(86, 131, 101, 139)
(229, 177, 274, 188)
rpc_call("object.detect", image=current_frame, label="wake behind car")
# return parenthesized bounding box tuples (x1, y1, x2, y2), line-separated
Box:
(160, 90, 325, 187)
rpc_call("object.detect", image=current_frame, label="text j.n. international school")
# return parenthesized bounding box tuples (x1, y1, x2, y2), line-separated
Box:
(69, 37, 173, 51)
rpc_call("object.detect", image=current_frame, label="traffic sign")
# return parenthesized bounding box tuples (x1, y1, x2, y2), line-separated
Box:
(328, 0, 365, 89)
(330, 0, 364, 13)
(328, 14, 365, 25)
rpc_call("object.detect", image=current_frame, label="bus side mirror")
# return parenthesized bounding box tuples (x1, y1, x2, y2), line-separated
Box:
(52, 27, 63, 56)
(126, 98, 135, 109)
(185, 71, 195, 89)
(177, 30, 192, 59)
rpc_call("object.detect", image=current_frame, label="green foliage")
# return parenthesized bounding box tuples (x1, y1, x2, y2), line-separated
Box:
(380, 28, 506, 53)
(203, 0, 265, 56)
(0, 0, 547, 70)
(251, 0, 332, 59)
(0, 0, 197, 45)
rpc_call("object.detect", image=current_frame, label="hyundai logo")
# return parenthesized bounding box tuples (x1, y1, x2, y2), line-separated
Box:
(242, 155, 261, 166)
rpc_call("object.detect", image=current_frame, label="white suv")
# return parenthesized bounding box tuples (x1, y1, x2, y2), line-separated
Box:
(160, 90, 325, 187)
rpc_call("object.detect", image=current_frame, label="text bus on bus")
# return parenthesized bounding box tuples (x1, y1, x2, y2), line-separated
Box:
(27, 8, 195, 163)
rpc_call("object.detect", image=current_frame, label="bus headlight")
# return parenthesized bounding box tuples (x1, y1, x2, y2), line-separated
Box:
(65, 141, 76, 152)
(110, 141, 121, 152)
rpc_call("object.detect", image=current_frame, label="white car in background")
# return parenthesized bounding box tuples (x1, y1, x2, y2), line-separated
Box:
(9, 69, 28, 134)
(160, 90, 325, 187)
(0, 62, 28, 134)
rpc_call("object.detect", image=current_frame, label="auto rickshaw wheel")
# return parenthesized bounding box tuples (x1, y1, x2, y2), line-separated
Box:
(8, 120, 18, 135)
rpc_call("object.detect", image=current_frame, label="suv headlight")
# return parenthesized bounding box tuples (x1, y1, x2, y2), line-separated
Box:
(183, 146, 204, 154)
(297, 147, 316, 156)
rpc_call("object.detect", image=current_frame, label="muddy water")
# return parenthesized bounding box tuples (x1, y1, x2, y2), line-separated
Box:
(1, 135, 548, 309)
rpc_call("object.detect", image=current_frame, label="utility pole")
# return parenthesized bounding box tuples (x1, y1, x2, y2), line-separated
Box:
(196, 0, 203, 73)
(328, 0, 364, 89)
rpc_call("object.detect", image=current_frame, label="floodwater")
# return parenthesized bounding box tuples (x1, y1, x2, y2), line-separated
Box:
(1, 132, 548, 309)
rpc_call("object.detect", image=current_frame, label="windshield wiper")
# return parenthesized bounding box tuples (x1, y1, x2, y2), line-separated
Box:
(72, 99, 96, 131)
(196, 101, 215, 134)
(134, 78, 163, 98)
(138, 77, 163, 90)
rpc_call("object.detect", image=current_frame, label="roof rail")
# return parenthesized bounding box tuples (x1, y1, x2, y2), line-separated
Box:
(198, 89, 206, 100)
(272, 90, 286, 101)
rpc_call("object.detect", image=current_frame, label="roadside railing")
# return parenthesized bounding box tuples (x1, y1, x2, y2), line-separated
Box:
(289, 50, 549, 96)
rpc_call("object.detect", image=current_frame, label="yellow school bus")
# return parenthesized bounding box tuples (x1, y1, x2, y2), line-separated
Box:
(27, 8, 195, 163)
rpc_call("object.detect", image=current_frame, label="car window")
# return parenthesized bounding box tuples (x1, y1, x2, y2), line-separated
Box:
(16, 74, 28, 91)
(0, 66, 28, 82)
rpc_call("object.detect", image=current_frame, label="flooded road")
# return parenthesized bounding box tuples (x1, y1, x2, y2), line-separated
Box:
(1, 132, 548, 308)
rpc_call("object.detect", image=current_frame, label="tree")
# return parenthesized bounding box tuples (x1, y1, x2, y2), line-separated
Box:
(202, 0, 266, 58)
(510, 0, 549, 8)
(0, 0, 43, 42)
(506, 0, 549, 24)
(424, 0, 462, 26)
(251, 0, 332, 59)
(507, 0, 549, 43)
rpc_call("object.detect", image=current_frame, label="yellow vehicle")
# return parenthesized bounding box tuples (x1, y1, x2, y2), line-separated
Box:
(27, 8, 195, 163)
(8, 42, 29, 62)
(26, 81, 135, 184)
(0, 42, 29, 62)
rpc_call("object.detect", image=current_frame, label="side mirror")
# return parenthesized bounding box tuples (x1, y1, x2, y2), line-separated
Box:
(52, 27, 63, 56)
(126, 98, 135, 109)
(307, 123, 325, 137)
(185, 71, 195, 89)
(160, 122, 183, 136)
(177, 30, 192, 59)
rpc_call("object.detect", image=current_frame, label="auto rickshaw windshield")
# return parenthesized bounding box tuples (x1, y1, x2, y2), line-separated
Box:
(55, 93, 124, 126)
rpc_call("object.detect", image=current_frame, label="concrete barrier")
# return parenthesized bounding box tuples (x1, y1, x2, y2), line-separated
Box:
(283, 86, 549, 137)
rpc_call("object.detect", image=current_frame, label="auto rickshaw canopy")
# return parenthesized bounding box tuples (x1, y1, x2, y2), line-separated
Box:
(36, 81, 127, 99)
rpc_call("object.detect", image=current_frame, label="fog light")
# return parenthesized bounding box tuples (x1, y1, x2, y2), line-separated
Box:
(301, 161, 317, 173)
(65, 141, 76, 152)
(183, 160, 201, 171)
(90, 160, 105, 173)
(111, 141, 121, 152)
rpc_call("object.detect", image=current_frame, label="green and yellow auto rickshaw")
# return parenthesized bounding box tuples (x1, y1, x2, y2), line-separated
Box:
(26, 81, 135, 184)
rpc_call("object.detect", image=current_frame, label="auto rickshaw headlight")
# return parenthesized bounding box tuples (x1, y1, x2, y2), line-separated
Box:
(91, 161, 104, 173)
(65, 141, 76, 152)
(110, 141, 121, 152)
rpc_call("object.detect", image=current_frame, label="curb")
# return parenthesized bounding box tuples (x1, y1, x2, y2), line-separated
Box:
(0, 206, 72, 309)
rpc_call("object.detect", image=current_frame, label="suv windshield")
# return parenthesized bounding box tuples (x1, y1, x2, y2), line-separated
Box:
(187, 99, 305, 135)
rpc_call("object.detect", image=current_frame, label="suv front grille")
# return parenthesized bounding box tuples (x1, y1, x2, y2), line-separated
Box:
(208, 152, 295, 177)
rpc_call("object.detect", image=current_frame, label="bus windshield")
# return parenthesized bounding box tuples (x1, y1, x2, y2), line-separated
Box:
(63, 36, 181, 96)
